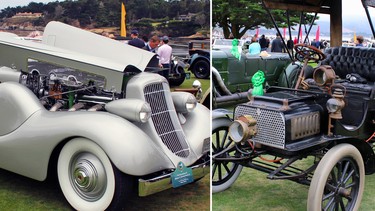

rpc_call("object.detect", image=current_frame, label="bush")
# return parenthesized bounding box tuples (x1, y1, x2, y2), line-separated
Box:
(157, 20, 200, 37)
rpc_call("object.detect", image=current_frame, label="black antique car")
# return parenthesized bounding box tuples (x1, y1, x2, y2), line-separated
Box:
(212, 0, 375, 210)
(187, 40, 210, 79)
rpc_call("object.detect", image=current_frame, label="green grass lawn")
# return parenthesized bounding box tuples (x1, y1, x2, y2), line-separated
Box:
(172, 71, 210, 95)
(0, 168, 209, 210)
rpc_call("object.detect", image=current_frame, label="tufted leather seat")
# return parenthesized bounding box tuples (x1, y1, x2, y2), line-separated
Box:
(319, 47, 375, 127)
(321, 47, 375, 82)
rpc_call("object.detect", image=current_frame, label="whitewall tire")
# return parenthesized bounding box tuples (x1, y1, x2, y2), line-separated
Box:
(57, 138, 133, 211)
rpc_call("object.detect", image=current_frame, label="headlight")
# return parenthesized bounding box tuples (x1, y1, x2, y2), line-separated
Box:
(172, 56, 179, 65)
(186, 94, 197, 112)
(105, 99, 151, 123)
(229, 120, 246, 143)
(192, 80, 201, 89)
(229, 115, 257, 143)
(326, 98, 340, 113)
(313, 65, 335, 86)
(139, 103, 152, 123)
(171, 92, 197, 113)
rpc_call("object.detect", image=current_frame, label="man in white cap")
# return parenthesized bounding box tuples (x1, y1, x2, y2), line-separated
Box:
(157, 36, 173, 78)
(128, 29, 145, 48)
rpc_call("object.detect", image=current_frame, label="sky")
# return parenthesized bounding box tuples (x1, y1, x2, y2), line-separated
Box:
(318, 0, 375, 22)
(0, 0, 61, 10)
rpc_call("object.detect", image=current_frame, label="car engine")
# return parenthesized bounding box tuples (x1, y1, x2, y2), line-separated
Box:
(17, 62, 122, 112)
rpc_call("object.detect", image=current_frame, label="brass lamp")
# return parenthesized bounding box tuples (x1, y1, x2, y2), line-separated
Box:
(229, 115, 257, 143)
(327, 88, 345, 135)
(327, 88, 345, 119)
(313, 65, 336, 87)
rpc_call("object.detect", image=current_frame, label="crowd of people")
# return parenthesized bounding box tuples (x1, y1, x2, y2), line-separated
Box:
(105, 29, 173, 79)
(245, 32, 333, 56)
(103, 28, 375, 77)
(244, 31, 375, 57)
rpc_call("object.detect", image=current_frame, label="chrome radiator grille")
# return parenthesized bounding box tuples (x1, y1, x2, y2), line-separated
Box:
(144, 83, 190, 157)
(235, 105, 285, 149)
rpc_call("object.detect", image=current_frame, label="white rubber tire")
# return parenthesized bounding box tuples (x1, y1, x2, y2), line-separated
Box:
(308, 144, 365, 211)
(58, 138, 115, 211)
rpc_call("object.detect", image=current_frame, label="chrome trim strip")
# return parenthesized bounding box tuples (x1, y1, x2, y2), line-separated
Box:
(138, 159, 209, 197)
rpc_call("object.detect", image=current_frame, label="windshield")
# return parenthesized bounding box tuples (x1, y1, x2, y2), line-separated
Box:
(214, 39, 245, 47)
(214, 39, 233, 46)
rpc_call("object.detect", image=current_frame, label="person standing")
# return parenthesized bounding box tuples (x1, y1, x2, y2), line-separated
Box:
(142, 35, 148, 46)
(157, 36, 173, 78)
(259, 34, 268, 51)
(128, 30, 145, 48)
(311, 39, 316, 47)
(271, 33, 284, 52)
(143, 35, 160, 53)
(315, 39, 321, 49)
(248, 36, 261, 55)
(356, 35, 364, 47)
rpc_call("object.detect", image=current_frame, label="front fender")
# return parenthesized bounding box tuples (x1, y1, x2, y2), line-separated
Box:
(180, 103, 210, 156)
(212, 108, 232, 120)
(0, 110, 173, 181)
(329, 138, 375, 174)
(174, 60, 186, 69)
(189, 53, 209, 70)
(171, 60, 186, 74)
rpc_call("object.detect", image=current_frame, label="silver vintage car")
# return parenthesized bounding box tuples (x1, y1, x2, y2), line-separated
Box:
(0, 21, 210, 210)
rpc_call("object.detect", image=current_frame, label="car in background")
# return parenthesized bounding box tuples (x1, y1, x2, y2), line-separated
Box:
(213, 39, 233, 49)
(186, 40, 210, 79)
(213, 38, 250, 51)
(212, 48, 292, 94)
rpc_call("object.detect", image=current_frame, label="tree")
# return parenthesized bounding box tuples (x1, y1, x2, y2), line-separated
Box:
(54, 5, 64, 19)
(27, 2, 44, 13)
(213, 0, 313, 39)
(194, 13, 206, 29)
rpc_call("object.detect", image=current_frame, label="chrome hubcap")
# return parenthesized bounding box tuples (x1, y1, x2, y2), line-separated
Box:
(74, 162, 95, 190)
(70, 153, 107, 201)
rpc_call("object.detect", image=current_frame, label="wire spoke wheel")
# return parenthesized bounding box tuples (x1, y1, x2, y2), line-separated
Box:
(322, 158, 360, 211)
(212, 118, 242, 193)
(308, 144, 364, 211)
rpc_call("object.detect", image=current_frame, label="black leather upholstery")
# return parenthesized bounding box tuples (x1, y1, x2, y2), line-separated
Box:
(321, 47, 375, 82)
(320, 47, 375, 127)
